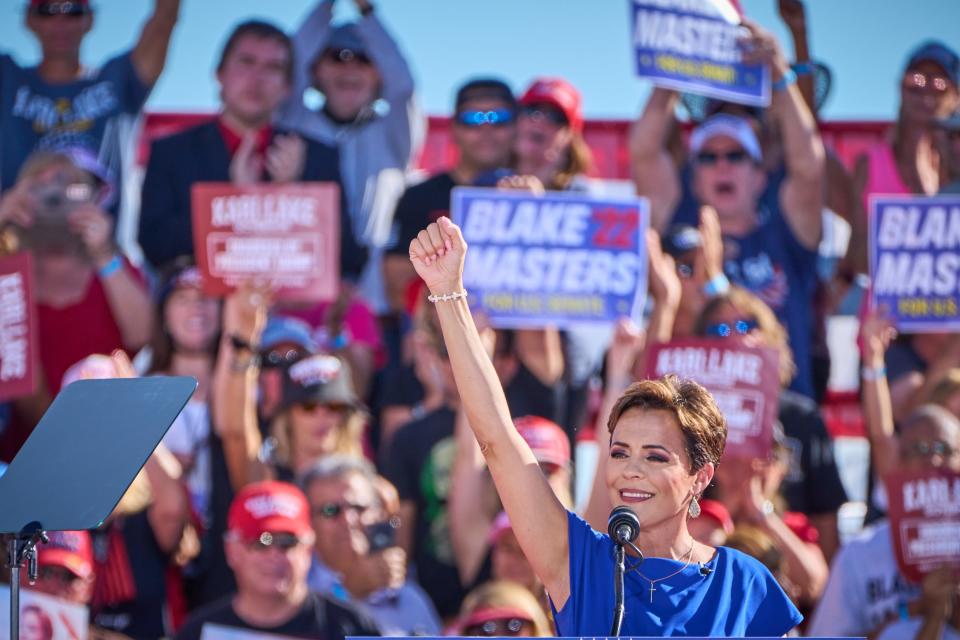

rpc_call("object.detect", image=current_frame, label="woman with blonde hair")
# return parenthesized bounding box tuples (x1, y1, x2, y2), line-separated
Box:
(455, 581, 553, 637)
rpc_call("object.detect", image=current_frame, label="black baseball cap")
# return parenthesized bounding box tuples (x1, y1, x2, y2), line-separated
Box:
(454, 78, 517, 111)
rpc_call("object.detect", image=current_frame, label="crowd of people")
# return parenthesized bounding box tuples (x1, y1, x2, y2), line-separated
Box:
(0, 0, 959, 638)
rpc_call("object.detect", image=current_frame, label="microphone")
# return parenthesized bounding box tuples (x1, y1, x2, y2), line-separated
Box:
(607, 506, 640, 545)
(699, 563, 713, 576)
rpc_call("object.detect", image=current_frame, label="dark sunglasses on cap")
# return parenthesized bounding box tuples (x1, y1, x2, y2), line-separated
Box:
(695, 149, 751, 166)
(455, 109, 515, 128)
(313, 501, 370, 519)
(904, 440, 957, 459)
(704, 318, 759, 338)
(248, 531, 305, 551)
(32, 1, 90, 16)
(323, 48, 372, 65)
(903, 71, 952, 94)
(463, 618, 530, 637)
(520, 104, 568, 126)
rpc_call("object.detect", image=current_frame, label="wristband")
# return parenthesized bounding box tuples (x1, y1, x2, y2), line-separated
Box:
(703, 273, 730, 297)
(773, 68, 798, 92)
(229, 334, 259, 354)
(791, 61, 814, 76)
(329, 331, 351, 350)
(97, 255, 123, 279)
(897, 600, 909, 621)
(861, 365, 887, 381)
(428, 290, 468, 303)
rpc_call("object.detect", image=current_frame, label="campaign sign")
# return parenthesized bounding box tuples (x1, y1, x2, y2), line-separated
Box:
(191, 183, 340, 301)
(629, 0, 770, 107)
(0, 252, 38, 402)
(645, 339, 780, 458)
(886, 469, 960, 583)
(451, 188, 648, 329)
(869, 196, 960, 331)
(0, 585, 89, 639)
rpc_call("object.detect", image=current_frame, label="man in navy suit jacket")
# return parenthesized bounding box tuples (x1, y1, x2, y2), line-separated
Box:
(138, 19, 367, 280)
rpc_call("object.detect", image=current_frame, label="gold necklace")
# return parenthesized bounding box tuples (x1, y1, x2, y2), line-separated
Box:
(632, 541, 696, 603)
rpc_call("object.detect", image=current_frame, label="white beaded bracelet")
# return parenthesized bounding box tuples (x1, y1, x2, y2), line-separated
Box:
(427, 290, 468, 303)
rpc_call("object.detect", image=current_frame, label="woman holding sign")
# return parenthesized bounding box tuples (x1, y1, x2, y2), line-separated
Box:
(407, 217, 801, 636)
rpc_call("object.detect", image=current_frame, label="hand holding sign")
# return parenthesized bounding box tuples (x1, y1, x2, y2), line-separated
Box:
(408, 217, 467, 296)
(737, 19, 788, 72)
(0, 179, 36, 229)
(859, 311, 897, 369)
(920, 566, 960, 622)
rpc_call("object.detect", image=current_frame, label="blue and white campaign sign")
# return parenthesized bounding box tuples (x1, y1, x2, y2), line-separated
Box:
(869, 196, 960, 331)
(451, 188, 649, 329)
(629, 0, 771, 107)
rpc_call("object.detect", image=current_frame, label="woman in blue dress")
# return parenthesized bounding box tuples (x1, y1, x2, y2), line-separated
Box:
(407, 216, 802, 637)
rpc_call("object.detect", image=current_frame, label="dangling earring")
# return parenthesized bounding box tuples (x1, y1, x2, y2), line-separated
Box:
(688, 496, 701, 518)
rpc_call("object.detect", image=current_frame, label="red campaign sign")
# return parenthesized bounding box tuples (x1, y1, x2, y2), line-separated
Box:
(645, 338, 780, 459)
(0, 252, 38, 402)
(886, 469, 960, 583)
(191, 183, 340, 301)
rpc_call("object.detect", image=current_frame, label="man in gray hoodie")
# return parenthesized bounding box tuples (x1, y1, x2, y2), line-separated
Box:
(278, 0, 424, 314)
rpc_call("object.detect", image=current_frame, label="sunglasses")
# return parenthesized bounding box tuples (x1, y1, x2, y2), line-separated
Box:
(695, 150, 751, 166)
(313, 501, 369, 520)
(463, 618, 530, 637)
(455, 109, 515, 127)
(520, 104, 568, 126)
(903, 71, 952, 94)
(248, 531, 305, 551)
(323, 48, 372, 66)
(704, 318, 759, 338)
(261, 348, 306, 369)
(32, 1, 90, 16)
(904, 440, 957, 459)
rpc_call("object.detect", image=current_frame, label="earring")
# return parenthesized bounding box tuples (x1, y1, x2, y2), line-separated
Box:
(688, 496, 701, 518)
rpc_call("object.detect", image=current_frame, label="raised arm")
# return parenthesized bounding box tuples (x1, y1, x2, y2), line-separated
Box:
(630, 88, 681, 233)
(777, 0, 817, 116)
(408, 217, 572, 606)
(288, 1, 335, 108)
(131, 0, 181, 86)
(859, 312, 900, 478)
(211, 285, 271, 491)
(742, 20, 824, 250)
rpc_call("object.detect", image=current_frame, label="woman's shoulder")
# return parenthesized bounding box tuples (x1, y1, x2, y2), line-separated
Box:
(714, 546, 780, 585)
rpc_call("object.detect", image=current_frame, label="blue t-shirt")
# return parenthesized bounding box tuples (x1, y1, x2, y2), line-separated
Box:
(0, 52, 150, 211)
(674, 165, 818, 398)
(553, 511, 802, 637)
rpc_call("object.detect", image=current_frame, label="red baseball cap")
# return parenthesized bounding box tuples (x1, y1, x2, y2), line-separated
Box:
(38, 530, 94, 580)
(227, 481, 313, 543)
(514, 415, 570, 469)
(697, 499, 735, 535)
(519, 77, 583, 134)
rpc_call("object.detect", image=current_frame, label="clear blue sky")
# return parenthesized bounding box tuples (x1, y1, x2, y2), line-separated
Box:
(2, 0, 958, 121)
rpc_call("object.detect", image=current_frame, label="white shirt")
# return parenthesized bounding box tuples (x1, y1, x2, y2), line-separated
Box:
(878, 618, 960, 640)
(809, 519, 921, 636)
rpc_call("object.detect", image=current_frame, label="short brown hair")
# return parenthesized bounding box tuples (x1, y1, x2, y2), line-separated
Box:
(216, 20, 293, 82)
(695, 287, 796, 387)
(607, 375, 726, 472)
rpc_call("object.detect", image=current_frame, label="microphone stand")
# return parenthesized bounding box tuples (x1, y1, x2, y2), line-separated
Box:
(611, 541, 627, 636)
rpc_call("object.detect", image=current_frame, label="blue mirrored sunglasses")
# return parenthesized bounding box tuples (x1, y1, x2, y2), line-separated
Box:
(704, 318, 758, 338)
(455, 109, 515, 127)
